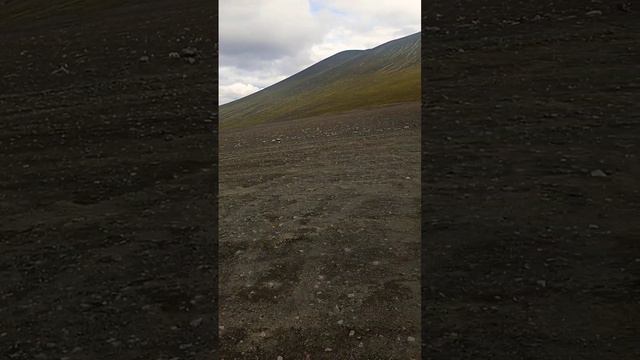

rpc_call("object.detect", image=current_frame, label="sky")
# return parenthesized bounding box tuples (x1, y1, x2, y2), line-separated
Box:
(219, 0, 420, 105)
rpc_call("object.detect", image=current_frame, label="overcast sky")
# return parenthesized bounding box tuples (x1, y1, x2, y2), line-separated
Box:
(219, 0, 420, 105)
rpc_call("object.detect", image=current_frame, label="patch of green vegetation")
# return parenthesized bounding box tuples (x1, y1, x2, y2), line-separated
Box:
(221, 65, 420, 129)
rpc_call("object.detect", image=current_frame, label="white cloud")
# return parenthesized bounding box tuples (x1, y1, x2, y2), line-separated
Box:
(309, 26, 411, 62)
(219, 83, 261, 104)
(220, 0, 420, 104)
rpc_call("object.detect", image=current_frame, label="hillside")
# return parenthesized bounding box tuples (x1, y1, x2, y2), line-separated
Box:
(220, 32, 421, 128)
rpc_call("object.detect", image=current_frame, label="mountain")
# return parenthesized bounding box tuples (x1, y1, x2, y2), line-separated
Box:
(220, 32, 421, 128)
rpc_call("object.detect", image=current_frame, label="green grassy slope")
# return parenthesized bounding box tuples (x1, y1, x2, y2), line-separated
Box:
(220, 32, 421, 128)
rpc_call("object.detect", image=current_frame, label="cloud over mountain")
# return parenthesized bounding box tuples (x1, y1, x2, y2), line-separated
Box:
(219, 0, 420, 104)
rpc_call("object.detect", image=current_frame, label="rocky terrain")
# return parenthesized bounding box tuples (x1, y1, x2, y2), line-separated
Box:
(219, 103, 421, 359)
(0, 1, 217, 359)
(423, 1, 639, 359)
(0, 0, 638, 359)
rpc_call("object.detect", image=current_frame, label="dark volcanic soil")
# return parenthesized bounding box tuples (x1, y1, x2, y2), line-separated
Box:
(1, 0, 639, 359)
(219, 103, 421, 359)
(423, 1, 639, 359)
(0, 1, 217, 359)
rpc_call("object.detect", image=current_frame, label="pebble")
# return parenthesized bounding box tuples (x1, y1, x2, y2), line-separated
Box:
(190, 317, 203, 328)
(407, 336, 416, 342)
(181, 47, 198, 57)
(590, 169, 607, 177)
(586, 10, 603, 16)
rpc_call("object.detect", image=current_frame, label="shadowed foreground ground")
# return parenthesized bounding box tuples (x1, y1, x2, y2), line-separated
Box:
(0, 1, 217, 359)
(423, 1, 639, 358)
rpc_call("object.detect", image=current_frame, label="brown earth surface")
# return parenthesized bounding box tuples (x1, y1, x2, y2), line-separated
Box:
(423, 1, 639, 359)
(219, 103, 421, 359)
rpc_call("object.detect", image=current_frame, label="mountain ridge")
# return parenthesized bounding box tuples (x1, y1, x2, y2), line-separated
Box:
(220, 32, 421, 128)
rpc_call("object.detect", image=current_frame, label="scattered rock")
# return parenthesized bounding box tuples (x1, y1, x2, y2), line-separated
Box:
(586, 10, 603, 16)
(190, 317, 203, 328)
(590, 169, 607, 177)
(139, 55, 150, 63)
(617, 3, 631, 12)
(181, 47, 198, 57)
(51, 65, 70, 75)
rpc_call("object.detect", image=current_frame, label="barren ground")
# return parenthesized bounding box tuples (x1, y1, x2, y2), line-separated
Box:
(423, 1, 639, 359)
(1, 1, 217, 359)
(219, 103, 421, 359)
(0, 0, 638, 359)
